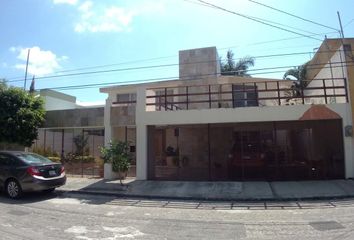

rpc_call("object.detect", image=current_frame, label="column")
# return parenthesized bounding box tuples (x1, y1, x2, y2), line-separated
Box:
(136, 86, 148, 180)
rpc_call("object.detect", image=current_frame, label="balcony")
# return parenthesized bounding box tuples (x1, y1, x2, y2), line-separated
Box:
(145, 78, 348, 111)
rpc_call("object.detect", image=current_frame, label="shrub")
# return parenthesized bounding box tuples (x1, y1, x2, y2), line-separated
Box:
(100, 141, 131, 185)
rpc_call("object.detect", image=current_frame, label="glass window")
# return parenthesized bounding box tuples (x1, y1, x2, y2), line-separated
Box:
(117, 93, 129, 103)
(16, 153, 53, 164)
(232, 85, 258, 107)
(116, 93, 136, 105)
(0, 154, 11, 166)
(0, 154, 23, 167)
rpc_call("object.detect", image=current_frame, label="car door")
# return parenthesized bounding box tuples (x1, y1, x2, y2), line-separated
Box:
(0, 154, 11, 189)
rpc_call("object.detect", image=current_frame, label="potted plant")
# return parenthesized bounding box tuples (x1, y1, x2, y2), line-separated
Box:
(100, 140, 131, 185)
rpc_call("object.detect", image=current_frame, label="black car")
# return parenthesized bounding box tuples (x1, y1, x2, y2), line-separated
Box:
(0, 151, 66, 198)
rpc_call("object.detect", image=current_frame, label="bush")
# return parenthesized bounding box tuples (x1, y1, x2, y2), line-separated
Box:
(31, 146, 59, 158)
(100, 141, 131, 185)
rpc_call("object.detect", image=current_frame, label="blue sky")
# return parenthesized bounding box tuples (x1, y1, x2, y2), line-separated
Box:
(1, 0, 354, 104)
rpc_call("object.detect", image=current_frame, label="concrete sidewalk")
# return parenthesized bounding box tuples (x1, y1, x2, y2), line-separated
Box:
(58, 177, 354, 201)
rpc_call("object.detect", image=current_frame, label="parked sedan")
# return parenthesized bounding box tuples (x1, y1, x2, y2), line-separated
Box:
(0, 151, 66, 198)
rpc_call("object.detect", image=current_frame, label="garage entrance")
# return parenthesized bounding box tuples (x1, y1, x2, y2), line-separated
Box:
(148, 120, 345, 181)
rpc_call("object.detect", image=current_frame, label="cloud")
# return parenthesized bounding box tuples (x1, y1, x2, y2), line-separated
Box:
(10, 46, 68, 76)
(53, 0, 78, 5)
(74, 1, 166, 33)
(74, 1, 135, 33)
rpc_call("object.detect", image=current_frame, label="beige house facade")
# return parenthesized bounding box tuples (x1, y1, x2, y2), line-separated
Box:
(100, 39, 354, 181)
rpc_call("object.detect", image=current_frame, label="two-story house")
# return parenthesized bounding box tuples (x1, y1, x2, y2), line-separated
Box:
(100, 38, 354, 182)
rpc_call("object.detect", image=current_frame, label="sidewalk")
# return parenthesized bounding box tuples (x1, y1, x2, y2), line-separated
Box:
(58, 177, 354, 201)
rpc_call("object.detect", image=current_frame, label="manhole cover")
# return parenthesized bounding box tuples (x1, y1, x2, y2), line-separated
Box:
(309, 221, 345, 231)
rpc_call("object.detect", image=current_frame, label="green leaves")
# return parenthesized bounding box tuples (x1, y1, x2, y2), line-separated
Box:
(0, 83, 45, 147)
(100, 141, 131, 173)
(220, 50, 255, 77)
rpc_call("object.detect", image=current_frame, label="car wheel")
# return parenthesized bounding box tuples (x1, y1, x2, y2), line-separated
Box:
(43, 188, 55, 193)
(6, 179, 22, 199)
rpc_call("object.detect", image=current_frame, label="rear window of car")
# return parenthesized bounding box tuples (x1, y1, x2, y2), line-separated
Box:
(16, 153, 53, 164)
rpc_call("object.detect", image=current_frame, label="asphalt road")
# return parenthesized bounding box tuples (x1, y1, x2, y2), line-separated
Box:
(1, 191, 354, 240)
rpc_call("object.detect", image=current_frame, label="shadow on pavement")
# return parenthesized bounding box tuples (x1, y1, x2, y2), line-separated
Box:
(0, 190, 62, 204)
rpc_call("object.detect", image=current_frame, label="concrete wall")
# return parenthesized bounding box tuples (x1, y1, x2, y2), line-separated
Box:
(304, 46, 348, 104)
(110, 106, 135, 126)
(44, 107, 104, 128)
(179, 47, 220, 80)
(43, 95, 79, 111)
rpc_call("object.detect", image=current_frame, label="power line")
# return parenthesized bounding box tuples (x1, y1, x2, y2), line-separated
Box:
(220, 31, 337, 50)
(5, 49, 346, 84)
(248, 0, 339, 32)
(4, 30, 336, 82)
(191, 0, 323, 41)
(5, 54, 177, 81)
(185, 0, 317, 35)
(344, 18, 354, 28)
(36, 62, 354, 92)
(246, 15, 318, 36)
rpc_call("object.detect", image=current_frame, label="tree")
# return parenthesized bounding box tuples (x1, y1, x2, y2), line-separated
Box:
(283, 61, 310, 98)
(220, 50, 255, 77)
(283, 62, 310, 85)
(0, 82, 45, 147)
(73, 133, 89, 156)
(100, 141, 131, 186)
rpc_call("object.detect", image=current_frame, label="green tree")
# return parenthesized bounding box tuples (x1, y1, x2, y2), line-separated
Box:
(73, 133, 89, 156)
(283, 61, 310, 97)
(220, 50, 255, 77)
(0, 81, 45, 147)
(100, 141, 131, 185)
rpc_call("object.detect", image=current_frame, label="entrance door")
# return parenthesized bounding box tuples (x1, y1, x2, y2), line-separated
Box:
(154, 129, 165, 166)
(229, 131, 267, 180)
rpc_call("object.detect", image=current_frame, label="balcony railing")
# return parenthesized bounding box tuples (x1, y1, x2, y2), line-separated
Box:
(145, 78, 348, 111)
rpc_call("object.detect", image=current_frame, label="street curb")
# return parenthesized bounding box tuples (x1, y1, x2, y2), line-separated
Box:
(56, 189, 354, 202)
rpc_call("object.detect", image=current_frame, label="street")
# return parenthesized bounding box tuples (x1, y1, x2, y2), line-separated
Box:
(1, 191, 354, 240)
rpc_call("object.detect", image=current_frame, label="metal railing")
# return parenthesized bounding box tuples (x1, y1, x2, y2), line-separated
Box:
(145, 78, 348, 111)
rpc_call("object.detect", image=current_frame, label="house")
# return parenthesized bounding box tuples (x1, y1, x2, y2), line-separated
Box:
(100, 38, 354, 181)
(32, 90, 105, 176)
(31, 38, 354, 181)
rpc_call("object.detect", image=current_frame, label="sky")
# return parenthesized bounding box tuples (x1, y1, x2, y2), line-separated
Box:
(1, 0, 354, 104)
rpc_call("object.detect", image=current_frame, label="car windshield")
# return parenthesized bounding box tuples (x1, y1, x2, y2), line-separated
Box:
(16, 153, 53, 164)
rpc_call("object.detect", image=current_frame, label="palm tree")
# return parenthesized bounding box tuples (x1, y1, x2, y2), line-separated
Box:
(283, 61, 309, 87)
(283, 61, 309, 99)
(220, 50, 255, 77)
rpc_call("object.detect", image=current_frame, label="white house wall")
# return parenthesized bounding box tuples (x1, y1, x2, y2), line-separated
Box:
(304, 46, 348, 104)
(43, 95, 80, 111)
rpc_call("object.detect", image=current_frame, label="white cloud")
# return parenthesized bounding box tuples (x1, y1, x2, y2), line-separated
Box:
(53, 0, 78, 5)
(75, 1, 135, 33)
(74, 1, 166, 33)
(11, 46, 68, 76)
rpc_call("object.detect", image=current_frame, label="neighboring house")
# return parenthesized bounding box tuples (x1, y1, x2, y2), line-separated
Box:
(100, 39, 354, 182)
(31, 90, 105, 176)
(40, 89, 83, 111)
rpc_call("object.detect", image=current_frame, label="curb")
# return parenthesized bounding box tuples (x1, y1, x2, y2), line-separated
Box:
(56, 189, 354, 202)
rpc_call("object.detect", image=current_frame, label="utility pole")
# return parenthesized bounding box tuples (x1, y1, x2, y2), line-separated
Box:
(337, 11, 345, 38)
(24, 49, 30, 90)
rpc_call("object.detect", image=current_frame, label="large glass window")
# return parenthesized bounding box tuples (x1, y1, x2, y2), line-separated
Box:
(232, 84, 258, 107)
(148, 120, 344, 181)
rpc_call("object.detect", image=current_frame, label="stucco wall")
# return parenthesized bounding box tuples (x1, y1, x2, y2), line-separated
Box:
(43, 95, 80, 111)
(304, 46, 348, 104)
